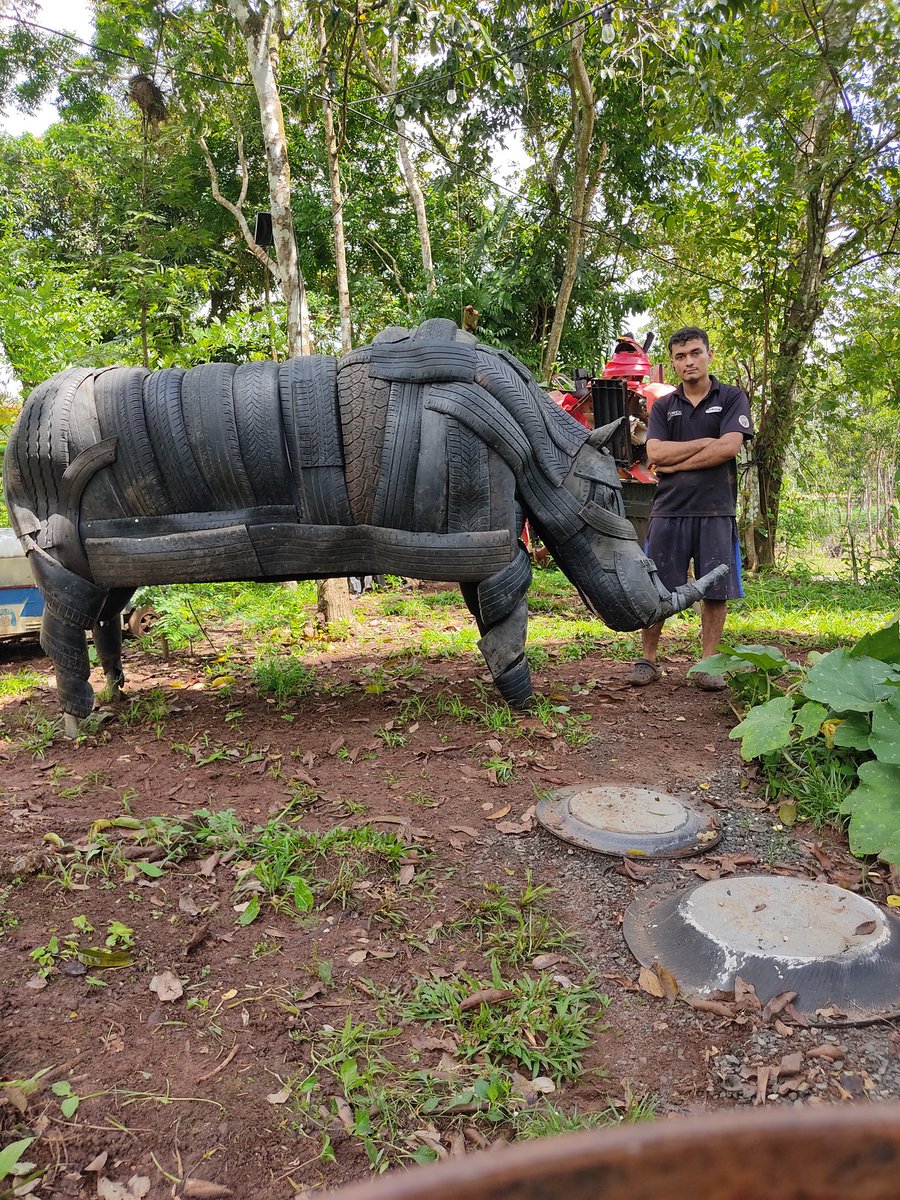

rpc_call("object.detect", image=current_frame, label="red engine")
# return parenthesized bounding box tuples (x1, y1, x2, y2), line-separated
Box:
(548, 333, 676, 540)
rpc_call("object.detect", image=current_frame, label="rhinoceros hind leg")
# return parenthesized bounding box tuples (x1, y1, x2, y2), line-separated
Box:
(93, 587, 135, 700)
(462, 545, 534, 708)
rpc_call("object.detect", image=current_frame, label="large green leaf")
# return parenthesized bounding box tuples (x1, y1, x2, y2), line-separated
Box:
(729, 696, 795, 759)
(841, 761, 900, 865)
(802, 649, 896, 712)
(0, 1137, 34, 1180)
(690, 652, 736, 677)
(831, 711, 872, 751)
(870, 692, 900, 765)
(794, 700, 828, 741)
(729, 645, 800, 672)
(850, 619, 900, 665)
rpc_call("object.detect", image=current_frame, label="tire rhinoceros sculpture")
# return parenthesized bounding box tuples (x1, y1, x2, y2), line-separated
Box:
(4, 319, 723, 730)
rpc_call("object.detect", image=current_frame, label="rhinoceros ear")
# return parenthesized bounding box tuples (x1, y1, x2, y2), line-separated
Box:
(587, 416, 627, 449)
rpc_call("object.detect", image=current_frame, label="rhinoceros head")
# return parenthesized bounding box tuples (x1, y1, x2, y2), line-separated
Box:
(533, 420, 727, 631)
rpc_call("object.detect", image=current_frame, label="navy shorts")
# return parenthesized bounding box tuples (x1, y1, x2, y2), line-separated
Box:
(646, 516, 743, 601)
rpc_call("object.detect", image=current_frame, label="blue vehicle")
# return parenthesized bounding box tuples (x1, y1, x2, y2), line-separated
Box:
(0, 526, 45, 639)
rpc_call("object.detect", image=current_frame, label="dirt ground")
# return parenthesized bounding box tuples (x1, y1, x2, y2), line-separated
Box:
(1, 589, 899, 1200)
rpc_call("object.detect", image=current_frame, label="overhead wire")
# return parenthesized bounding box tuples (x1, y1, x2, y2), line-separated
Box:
(0, 8, 743, 292)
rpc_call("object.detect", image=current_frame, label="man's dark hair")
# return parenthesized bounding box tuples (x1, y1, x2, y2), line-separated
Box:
(667, 326, 710, 353)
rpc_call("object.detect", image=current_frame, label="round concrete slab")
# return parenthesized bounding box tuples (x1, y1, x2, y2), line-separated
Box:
(624, 876, 900, 1024)
(536, 785, 720, 859)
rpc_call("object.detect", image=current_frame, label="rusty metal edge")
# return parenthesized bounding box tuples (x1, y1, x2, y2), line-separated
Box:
(322, 1105, 900, 1200)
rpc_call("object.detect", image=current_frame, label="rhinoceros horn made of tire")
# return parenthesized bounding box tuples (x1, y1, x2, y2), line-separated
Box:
(3, 319, 726, 721)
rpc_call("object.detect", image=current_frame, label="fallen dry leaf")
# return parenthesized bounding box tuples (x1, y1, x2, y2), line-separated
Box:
(178, 893, 203, 917)
(761, 990, 797, 1023)
(149, 970, 183, 1002)
(601, 972, 640, 992)
(686, 997, 738, 1019)
(97, 1177, 151, 1200)
(84, 1152, 108, 1173)
(532, 953, 568, 970)
(459, 988, 515, 1013)
(182, 1182, 234, 1199)
(398, 863, 415, 886)
(807, 1043, 847, 1062)
(815, 1004, 848, 1022)
(484, 805, 512, 821)
(347, 949, 368, 965)
(854, 920, 877, 936)
(779, 1052, 803, 1076)
(638, 966, 666, 999)
(734, 975, 761, 1012)
(267, 1085, 292, 1104)
(617, 858, 657, 881)
(754, 1065, 771, 1106)
(681, 862, 721, 880)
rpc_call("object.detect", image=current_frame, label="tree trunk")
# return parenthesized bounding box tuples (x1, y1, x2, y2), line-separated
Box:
(318, 576, 353, 628)
(318, 12, 353, 353)
(357, 26, 436, 295)
(227, 0, 311, 357)
(397, 119, 436, 295)
(752, 4, 860, 565)
(540, 22, 599, 380)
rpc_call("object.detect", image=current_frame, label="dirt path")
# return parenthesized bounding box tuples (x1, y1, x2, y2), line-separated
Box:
(1, 599, 898, 1199)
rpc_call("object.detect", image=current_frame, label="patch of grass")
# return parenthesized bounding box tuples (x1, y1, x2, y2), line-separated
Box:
(731, 568, 897, 648)
(482, 755, 515, 783)
(137, 581, 318, 643)
(512, 1093, 656, 1140)
(13, 709, 59, 759)
(453, 877, 579, 967)
(376, 726, 408, 748)
(760, 739, 858, 827)
(0, 669, 43, 701)
(251, 654, 318, 705)
(120, 688, 171, 732)
(289, 1002, 613, 1172)
(406, 965, 607, 1082)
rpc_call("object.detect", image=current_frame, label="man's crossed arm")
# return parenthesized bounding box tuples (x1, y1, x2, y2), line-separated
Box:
(648, 432, 744, 474)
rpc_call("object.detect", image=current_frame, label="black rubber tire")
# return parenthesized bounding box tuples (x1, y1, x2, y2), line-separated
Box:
(232, 361, 293, 506)
(125, 605, 158, 638)
(94, 366, 171, 517)
(180, 363, 256, 510)
(337, 357, 390, 525)
(143, 368, 215, 513)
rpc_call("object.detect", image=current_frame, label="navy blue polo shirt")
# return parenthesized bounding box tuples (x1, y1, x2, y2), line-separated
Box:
(647, 377, 753, 517)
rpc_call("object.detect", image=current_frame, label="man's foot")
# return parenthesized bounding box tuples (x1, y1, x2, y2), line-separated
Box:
(693, 670, 727, 692)
(627, 658, 661, 687)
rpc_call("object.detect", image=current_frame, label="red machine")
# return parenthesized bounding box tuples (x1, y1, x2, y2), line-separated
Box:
(548, 333, 676, 539)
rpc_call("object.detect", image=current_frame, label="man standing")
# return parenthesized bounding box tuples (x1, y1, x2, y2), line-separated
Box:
(627, 326, 753, 690)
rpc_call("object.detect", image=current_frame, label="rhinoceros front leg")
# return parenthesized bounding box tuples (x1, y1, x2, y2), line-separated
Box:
(26, 544, 109, 736)
(40, 611, 95, 738)
(461, 544, 534, 708)
(93, 587, 135, 702)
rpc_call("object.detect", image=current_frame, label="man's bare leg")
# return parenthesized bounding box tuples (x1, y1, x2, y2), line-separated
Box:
(694, 599, 728, 690)
(642, 621, 664, 663)
(701, 599, 727, 658)
(627, 620, 664, 686)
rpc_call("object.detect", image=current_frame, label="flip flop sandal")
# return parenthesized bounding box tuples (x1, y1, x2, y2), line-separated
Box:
(626, 658, 661, 687)
(693, 671, 727, 692)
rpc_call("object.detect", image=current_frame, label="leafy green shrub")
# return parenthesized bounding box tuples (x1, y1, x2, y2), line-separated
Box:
(694, 619, 900, 862)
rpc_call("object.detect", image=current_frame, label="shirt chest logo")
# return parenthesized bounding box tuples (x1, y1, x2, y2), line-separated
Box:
(667, 409, 682, 418)
(707, 405, 723, 413)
